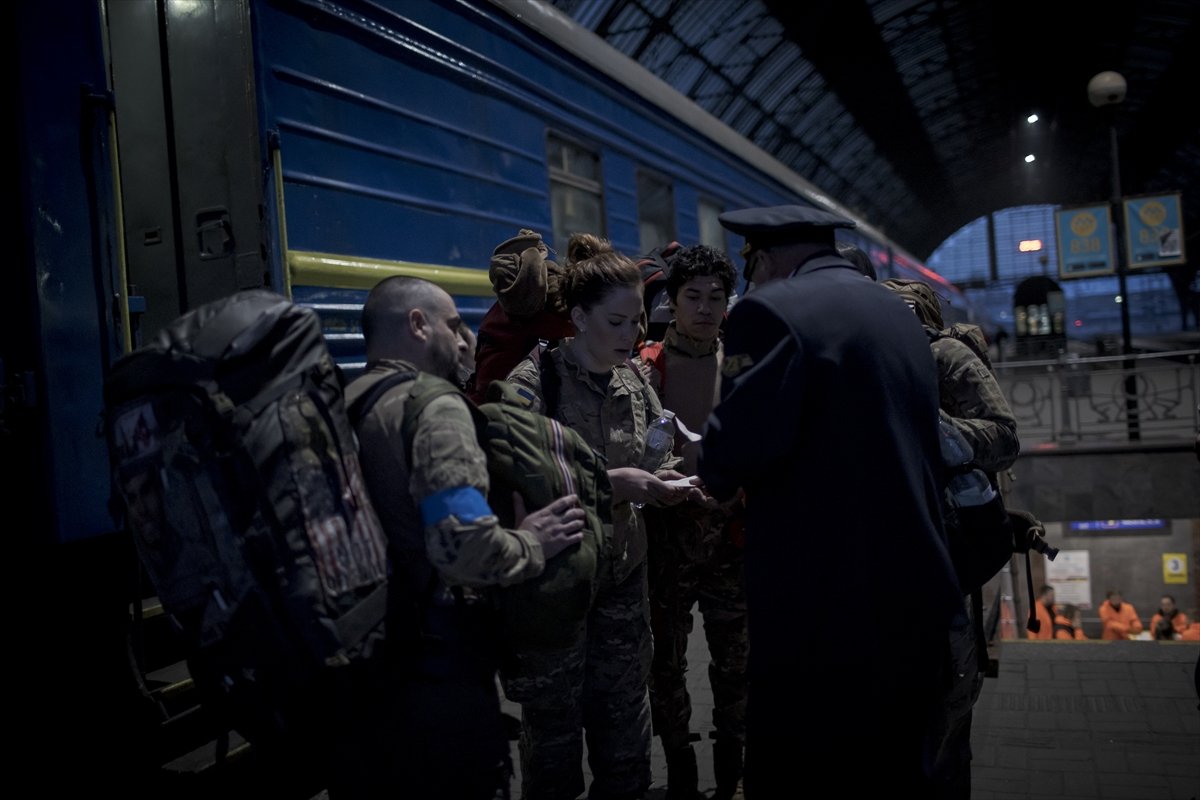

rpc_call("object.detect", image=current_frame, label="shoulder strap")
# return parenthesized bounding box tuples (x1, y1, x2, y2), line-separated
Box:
(639, 341, 666, 393)
(400, 373, 486, 462)
(348, 370, 483, 463)
(346, 369, 417, 429)
(538, 344, 562, 419)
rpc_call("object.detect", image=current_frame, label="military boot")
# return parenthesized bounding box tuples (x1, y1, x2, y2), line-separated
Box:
(663, 744, 701, 800)
(711, 738, 744, 800)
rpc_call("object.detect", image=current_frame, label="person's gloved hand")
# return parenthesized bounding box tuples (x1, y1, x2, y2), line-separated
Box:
(490, 229, 554, 317)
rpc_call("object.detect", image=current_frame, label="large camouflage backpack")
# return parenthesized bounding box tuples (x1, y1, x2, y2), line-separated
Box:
(104, 290, 389, 742)
(935, 321, 995, 374)
(346, 370, 611, 660)
(638, 240, 683, 344)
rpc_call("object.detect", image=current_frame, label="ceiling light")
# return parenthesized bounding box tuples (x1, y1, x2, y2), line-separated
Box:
(1027, 113, 1039, 124)
(1024, 154, 1036, 163)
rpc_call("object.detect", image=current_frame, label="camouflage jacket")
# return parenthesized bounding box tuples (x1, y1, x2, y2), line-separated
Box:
(346, 360, 545, 605)
(507, 338, 680, 584)
(930, 335, 1019, 474)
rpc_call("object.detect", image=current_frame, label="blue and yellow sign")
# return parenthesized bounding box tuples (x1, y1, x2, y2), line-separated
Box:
(1163, 553, 1187, 585)
(1123, 193, 1185, 268)
(1055, 205, 1114, 279)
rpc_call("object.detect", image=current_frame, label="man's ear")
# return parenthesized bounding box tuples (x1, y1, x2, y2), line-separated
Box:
(409, 307, 429, 342)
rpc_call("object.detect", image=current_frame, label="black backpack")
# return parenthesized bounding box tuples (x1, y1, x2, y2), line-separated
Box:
(930, 345, 1059, 661)
(638, 241, 682, 343)
(104, 290, 389, 741)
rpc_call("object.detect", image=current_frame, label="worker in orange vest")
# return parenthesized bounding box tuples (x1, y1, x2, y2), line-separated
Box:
(1098, 589, 1143, 640)
(1149, 595, 1192, 640)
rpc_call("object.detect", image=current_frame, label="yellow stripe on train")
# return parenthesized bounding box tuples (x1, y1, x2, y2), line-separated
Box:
(288, 250, 493, 296)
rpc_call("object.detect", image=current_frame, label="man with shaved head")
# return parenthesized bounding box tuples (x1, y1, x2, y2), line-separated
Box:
(345, 275, 585, 798)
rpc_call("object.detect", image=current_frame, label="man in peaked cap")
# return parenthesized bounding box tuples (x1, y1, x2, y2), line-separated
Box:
(697, 205, 964, 796)
(718, 205, 856, 286)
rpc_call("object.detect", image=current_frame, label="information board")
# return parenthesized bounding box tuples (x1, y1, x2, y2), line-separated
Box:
(1123, 193, 1185, 268)
(1055, 205, 1114, 278)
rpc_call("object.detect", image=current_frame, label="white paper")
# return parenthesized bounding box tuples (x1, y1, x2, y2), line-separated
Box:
(665, 476, 701, 487)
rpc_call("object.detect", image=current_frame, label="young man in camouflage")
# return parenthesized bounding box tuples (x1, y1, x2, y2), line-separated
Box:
(638, 245, 747, 800)
(345, 275, 585, 799)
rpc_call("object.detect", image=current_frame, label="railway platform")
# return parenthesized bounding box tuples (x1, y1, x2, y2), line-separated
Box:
(497, 627, 1200, 799)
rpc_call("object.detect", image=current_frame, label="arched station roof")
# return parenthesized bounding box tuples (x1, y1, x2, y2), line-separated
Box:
(539, 0, 1200, 263)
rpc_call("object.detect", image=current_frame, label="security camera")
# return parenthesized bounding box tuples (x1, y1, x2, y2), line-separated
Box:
(1088, 71, 1126, 107)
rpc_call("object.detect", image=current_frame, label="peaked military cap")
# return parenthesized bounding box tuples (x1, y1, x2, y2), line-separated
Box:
(718, 205, 856, 247)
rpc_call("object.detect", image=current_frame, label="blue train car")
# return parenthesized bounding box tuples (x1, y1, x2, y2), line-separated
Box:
(11, 0, 975, 789)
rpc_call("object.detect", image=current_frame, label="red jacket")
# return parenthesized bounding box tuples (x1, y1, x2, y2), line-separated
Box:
(469, 304, 574, 405)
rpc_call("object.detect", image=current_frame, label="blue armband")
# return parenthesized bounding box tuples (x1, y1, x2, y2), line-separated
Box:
(420, 485, 493, 526)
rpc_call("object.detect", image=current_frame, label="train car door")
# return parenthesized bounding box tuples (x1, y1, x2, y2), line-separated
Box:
(106, 0, 267, 344)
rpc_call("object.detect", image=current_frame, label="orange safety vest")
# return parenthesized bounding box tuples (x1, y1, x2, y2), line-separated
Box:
(1099, 600, 1143, 640)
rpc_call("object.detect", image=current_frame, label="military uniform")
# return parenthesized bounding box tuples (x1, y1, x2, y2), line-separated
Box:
(640, 323, 748, 795)
(700, 206, 964, 797)
(882, 279, 1019, 800)
(931, 335, 1019, 473)
(883, 278, 1020, 473)
(345, 359, 547, 799)
(506, 338, 678, 800)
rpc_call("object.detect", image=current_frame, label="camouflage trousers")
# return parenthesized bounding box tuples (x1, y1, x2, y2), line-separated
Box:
(502, 558, 653, 800)
(646, 510, 748, 752)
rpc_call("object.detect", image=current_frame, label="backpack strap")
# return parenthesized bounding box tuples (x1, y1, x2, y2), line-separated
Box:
(531, 346, 650, 419)
(332, 582, 389, 654)
(1023, 549, 1039, 634)
(346, 369, 418, 429)
(638, 341, 666, 393)
(538, 344, 562, 419)
(348, 369, 486, 463)
(399, 373, 488, 462)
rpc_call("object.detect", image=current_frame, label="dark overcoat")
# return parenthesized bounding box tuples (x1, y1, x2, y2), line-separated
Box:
(698, 254, 965, 786)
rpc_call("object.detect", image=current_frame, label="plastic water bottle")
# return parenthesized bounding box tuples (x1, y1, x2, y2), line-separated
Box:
(946, 469, 997, 507)
(633, 414, 676, 509)
(938, 418, 996, 507)
(641, 414, 676, 469)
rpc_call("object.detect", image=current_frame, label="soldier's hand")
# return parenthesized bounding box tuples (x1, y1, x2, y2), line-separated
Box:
(609, 467, 690, 507)
(654, 470, 716, 508)
(514, 492, 585, 559)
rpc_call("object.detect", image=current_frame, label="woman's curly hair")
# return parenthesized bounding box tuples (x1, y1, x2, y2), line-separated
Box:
(562, 233, 641, 311)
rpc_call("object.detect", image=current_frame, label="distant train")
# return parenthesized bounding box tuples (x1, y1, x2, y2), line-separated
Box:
(10, 0, 975, 788)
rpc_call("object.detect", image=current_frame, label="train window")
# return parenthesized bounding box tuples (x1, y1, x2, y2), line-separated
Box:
(547, 133, 605, 253)
(698, 197, 726, 252)
(637, 170, 676, 254)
